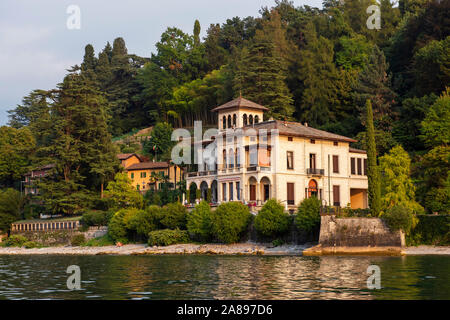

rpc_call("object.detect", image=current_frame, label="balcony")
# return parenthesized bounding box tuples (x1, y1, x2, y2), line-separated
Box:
(307, 168, 325, 176)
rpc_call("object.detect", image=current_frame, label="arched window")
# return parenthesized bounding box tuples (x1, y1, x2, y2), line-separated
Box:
(249, 115, 254, 125)
(255, 115, 259, 124)
(233, 114, 237, 127)
(243, 114, 248, 126)
(235, 148, 240, 168)
(228, 115, 232, 128)
(222, 116, 226, 129)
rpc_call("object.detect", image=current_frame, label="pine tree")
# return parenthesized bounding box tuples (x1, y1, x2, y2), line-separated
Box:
(81, 44, 97, 71)
(366, 100, 381, 216)
(233, 28, 294, 120)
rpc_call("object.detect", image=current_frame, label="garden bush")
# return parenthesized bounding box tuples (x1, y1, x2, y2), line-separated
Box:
(160, 202, 187, 230)
(187, 201, 213, 241)
(108, 208, 136, 244)
(23, 241, 40, 249)
(211, 202, 252, 244)
(255, 200, 290, 237)
(381, 205, 417, 234)
(125, 207, 158, 239)
(71, 234, 86, 246)
(81, 210, 109, 227)
(2, 235, 28, 247)
(407, 215, 450, 246)
(147, 229, 190, 247)
(295, 197, 321, 233)
(83, 234, 115, 247)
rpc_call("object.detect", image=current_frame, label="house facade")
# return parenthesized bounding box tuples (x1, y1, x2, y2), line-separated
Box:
(23, 164, 56, 196)
(186, 97, 368, 212)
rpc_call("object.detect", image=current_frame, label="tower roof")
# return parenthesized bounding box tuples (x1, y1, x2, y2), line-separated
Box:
(211, 97, 269, 112)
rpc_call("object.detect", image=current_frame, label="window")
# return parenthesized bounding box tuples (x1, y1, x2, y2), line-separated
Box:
(287, 151, 294, 170)
(222, 183, 227, 201)
(310, 139, 315, 144)
(229, 182, 234, 201)
(131, 173, 134, 179)
(309, 154, 316, 169)
(287, 183, 295, 205)
(141, 172, 147, 178)
(288, 137, 293, 142)
(249, 115, 253, 125)
(333, 185, 340, 207)
(233, 114, 236, 127)
(228, 115, 232, 128)
(223, 116, 226, 129)
(351, 158, 356, 175)
(364, 159, 368, 176)
(333, 155, 339, 173)
(333, 141, 338, 146)
(223, 150, 227, 169)
(255, 115, 259, 123)
(236, 182, 240, 200)
(243, 114, 248, 126)
(357, 158, 362, 175)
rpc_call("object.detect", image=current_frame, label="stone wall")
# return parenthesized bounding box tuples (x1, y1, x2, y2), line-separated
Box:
(319, 215, 405, 247)
(12, 227, 108, 246)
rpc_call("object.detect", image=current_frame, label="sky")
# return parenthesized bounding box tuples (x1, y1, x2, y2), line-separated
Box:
(0, 0, 323, 126)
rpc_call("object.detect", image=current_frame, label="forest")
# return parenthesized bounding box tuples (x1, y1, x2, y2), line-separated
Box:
(0, 0, 449, 219)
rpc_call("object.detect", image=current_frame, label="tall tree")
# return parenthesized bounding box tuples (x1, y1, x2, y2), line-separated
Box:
(366, 100, 381, 216)
(81, 44, 97, 71)
(193, 20, 201, 47)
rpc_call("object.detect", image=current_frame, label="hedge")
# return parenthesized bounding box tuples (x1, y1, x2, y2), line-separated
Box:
(211, 202, 252, 244)
(147, 229, 190, 247)
(407, 215, 450, 246)
(254, 200, 290, 237)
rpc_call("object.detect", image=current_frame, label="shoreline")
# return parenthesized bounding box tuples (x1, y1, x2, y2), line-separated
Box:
(0, 243, 449, 256)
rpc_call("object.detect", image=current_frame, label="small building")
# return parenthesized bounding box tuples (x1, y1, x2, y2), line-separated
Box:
(117, 153, 142, 168)
(125, 162, 184, 193)
(23, 164, 56, 196)
(186, 97, 368, 211)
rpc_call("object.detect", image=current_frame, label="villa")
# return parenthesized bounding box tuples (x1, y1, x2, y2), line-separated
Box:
(185, 97, 368, 212)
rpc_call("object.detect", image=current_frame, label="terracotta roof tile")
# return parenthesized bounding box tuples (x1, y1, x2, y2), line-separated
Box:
(126, 162, 169, 170)
(211, 97, 269, 112)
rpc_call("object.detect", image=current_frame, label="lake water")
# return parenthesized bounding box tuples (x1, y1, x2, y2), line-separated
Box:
(0, 255, 448, 300)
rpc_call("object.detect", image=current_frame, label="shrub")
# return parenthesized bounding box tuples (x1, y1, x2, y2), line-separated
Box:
(255, 200, 290, 237)
(295, 197, 321, 233)
(125, 208, 157, 239)
(108, 209, 133, 244)
(407, 215, 450, 246)
(81, 210, 108, 227)
(382, 205, 417, 234)
(160, 202, 187, 230)
(23, 241, 40, 249)
(2, 235, 28, 247)
(211, 202, 252, 244)
(71, 234, 86, 247)
(147, 229, 190, 247)
(187, 201, 213, 241)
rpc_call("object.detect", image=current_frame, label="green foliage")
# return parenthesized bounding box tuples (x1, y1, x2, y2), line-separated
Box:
(380, 145, 424, 215)
(104, 173, 143, 209)
(381, 205, 417, 234)
(255, 199, 290, 237)
(0, 126, 35, 187)
(23, 241, 41, 249)
(125, 207, 158, 239)
(81, 210, 109, 227)
(2, 235, 28, 247)
(407, 215, 450, 246)
(107, 209, 133, 244)
(0, 188, 23, 233)
(420, 89, 450, 149)
(147, 229, 190, 247)
(186, 201, 213, 241)
(366, 100, 382, 216)
(143, 122, 175, 161)
(71, 234, 86, 247)
(295, 197, 321, 233)
(211, 202, 251, 244)
(83, 234, 115, 247)
(160, 202, 187, 230)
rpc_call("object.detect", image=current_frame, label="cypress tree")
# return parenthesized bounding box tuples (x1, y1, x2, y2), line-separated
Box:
(81, 44, 97, 71)
(194, 20, 201, 47)
(366, 99, 381, 216)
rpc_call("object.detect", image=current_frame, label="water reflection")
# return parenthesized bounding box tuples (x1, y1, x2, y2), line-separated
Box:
(0, 255, 448, 300)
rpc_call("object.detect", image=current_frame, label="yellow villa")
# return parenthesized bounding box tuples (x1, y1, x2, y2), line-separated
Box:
(185, 97, 368, 212)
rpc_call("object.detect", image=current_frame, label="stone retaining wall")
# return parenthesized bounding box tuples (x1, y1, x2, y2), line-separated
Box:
(319, 215, 405, 247)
